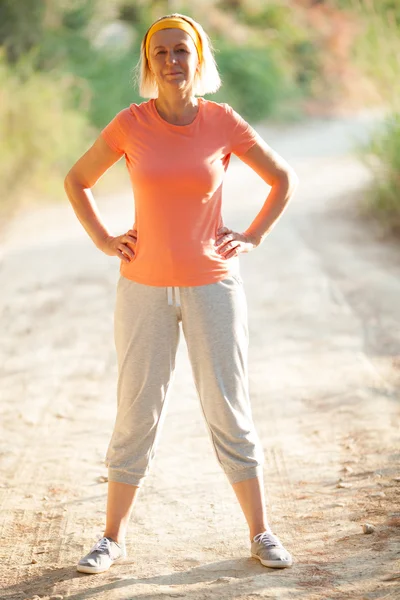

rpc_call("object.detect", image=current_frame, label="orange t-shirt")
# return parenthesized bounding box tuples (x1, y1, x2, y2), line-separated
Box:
(101, 97, 258, 286)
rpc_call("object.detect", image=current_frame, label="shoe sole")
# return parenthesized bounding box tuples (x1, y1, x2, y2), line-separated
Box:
(251, 552, 292, 569)
(77, 555, 126, 574)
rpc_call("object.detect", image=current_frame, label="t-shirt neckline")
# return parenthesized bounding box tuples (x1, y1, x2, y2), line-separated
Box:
(151, 97, 203, 129)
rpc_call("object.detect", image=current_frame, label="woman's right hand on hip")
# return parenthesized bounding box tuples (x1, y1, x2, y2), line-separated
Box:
(101, 229, 137, 263)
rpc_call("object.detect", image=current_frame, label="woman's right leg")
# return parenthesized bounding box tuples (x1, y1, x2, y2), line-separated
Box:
(103, 277, 180, 543)
(104, 481, 140, 544)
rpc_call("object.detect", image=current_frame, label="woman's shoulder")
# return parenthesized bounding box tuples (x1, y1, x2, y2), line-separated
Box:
(110, 100, 152, 123)
(201, 98, 243, 124)
(201, 97, 232, 114)
(128, 99, 153, 115)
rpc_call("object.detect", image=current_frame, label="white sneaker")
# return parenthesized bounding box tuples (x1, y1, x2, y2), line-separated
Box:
(77, 536, 126, 574)
(251, 530, 293, 568)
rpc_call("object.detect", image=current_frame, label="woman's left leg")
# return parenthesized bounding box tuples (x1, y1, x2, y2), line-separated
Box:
(180, 275, 270, 539)
(231, 474, 270, 541)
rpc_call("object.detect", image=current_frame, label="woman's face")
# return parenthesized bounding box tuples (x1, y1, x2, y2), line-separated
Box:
(148, 28, 199, 93)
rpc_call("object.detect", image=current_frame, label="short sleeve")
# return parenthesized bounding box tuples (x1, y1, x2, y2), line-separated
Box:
(100, 108, 131, 154)
(224, 104, 259, 156)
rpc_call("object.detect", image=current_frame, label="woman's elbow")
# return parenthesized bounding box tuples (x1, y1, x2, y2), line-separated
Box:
(64, 171, 73, 193)
(288, 168, 299, 192)
(64, 170, 86, 205)
(64, 171, 74, 197)
(276, 167, 299, 193)
(64, 167, 88, 193)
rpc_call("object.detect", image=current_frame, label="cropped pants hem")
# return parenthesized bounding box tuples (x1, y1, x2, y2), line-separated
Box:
(225, 464, 264, 484)
(107, 464, 264, 488)
(107, 467, 144, 488)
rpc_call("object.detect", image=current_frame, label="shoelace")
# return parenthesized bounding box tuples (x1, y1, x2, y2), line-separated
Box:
(91, 537, 112, 554)
(254, 531, 282, 548)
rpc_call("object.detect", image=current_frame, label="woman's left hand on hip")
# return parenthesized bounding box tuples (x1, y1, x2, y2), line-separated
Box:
(215, 227, 258, 259)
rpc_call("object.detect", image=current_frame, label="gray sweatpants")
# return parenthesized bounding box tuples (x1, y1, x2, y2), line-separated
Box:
(105, 274, 264, 487)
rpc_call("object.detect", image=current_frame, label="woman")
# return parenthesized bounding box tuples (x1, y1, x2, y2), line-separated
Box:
(65, 13, 298, 574)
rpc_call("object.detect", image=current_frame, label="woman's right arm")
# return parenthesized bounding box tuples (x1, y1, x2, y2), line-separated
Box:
(64, 136, 136, 263)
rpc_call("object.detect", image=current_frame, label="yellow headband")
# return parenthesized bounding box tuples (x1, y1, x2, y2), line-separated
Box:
(145, 17, 202, 64)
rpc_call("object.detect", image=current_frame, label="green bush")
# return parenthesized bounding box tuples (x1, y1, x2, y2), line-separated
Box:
(0, 53, 91, 209)
(238, 1, 293, 30)
(359, 113, 400, 231)
(343, 0, 400, 231)
(335, 0, 400, 23)
(67, 44, 142, 128)
(216, 0, 322, 101)
(348, 1, 400, 108)
(210, 41, 303, 122)
(0, 0, 45, 63)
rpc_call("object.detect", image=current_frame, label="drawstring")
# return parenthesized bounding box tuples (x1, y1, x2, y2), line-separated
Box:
(175, 287, 181, 307)
(166, 286, 181, 307)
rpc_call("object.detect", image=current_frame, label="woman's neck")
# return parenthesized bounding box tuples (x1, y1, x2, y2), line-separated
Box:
(154, 93, 199, 125)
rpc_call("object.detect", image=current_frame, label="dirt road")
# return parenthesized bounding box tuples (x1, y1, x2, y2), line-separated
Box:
(1, 113, 399, 600)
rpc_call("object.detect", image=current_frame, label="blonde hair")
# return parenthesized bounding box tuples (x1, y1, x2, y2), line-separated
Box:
(134, 13, 222, 98)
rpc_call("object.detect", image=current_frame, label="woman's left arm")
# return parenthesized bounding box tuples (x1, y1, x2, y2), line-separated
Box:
(215, 136, 299, 259)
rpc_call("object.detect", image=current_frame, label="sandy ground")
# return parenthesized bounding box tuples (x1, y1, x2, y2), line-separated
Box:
(0, 113, 399, 600)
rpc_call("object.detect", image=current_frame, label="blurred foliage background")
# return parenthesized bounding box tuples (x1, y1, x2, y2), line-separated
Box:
(0, 0, 399, 229)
